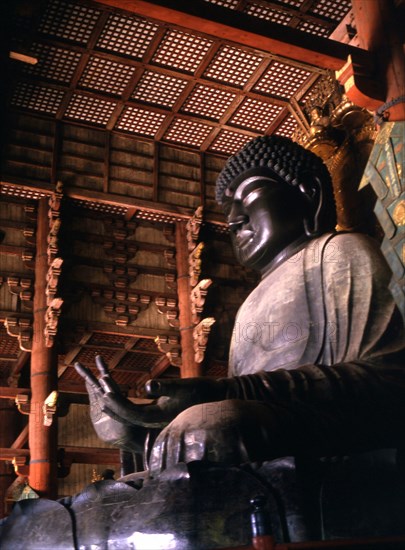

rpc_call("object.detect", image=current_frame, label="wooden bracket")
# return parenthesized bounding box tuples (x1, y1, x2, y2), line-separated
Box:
(189, 242, 204, 287)
(24, 204, 37, 223)
(186, 205, 204, 251)
(5, 317, 33, 351)
(191, 278, 213, 324)
(47, 183, 63, 264)
(101, 219, 138, 265)
(22, 248, 35, 270)
(22, 226, 36, 246)
(103, 218, 137, 240)
(164, 273, 177, 292)
(44, 183, 65, 346)
(12, 456, 29, 477)
(103, 265, 139, 286)
(103, 240, 138, 263)
(47, 218, 61, 263)
(155, 297, 179, 328)
(6, 276, 33, 309)
(43, 391, 58, 427)
(155, 335, 181, 367)
(15, 393, 30, 415)
(163, 224, 175, 243)
(91, 288, 152, 326)
(44, 297, 63, 347)
(48, 180, 63, 214)
(193, 317, 216, 364)
(164, 249, 176, 268)
(46, 257, 63, 303)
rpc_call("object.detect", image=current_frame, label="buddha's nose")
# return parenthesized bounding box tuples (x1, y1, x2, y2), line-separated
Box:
(228, 211, 249, 232)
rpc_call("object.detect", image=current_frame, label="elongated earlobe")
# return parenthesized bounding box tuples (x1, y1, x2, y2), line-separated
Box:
(303, 176, 323, 237)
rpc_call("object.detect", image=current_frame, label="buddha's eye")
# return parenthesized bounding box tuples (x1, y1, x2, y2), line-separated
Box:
(241, 187, 267, 206)
(222, 202, 232, 217)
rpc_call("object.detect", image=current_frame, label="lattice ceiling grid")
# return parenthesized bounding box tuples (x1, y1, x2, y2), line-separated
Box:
(8, 0, 351, 156)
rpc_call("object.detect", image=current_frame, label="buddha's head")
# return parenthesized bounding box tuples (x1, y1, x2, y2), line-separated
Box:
(216, 135, 336, 274)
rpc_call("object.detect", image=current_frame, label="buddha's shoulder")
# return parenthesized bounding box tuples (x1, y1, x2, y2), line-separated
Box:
(314, 231, 378, 249)
(317, 232, 390, 277)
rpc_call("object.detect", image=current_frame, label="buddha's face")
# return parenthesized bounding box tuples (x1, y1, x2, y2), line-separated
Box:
(222, 175, 307, 273)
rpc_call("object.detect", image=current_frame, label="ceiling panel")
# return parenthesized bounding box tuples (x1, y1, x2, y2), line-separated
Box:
(203, 45, 264, 87)
(131, 70, 188, 108)
(64, 94, 117, 125)
(309, 0, 352, 21)
(181, 84, 237, 121)
(22, 43, 82, 84)
(253, 61, 312, 98)
(209, 129, 253, 155)
(273, 114, 298, 138)
(116, 106, 167, 137)
(244, 4, 293, 25)
(38, 0, 102, 44)
(10, 82, 65, 115)
(296, 19, 331, 36)
(228, 98, 284, 132)
(96, 13, 159, 58)
(164, 118, 214, 147)
(78, 56, 136, 96)
(151, 29, 214, 73)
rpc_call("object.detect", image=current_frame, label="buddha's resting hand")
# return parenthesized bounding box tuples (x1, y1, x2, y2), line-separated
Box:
(148, 399, 279, 476)
(74, 356, 227, 449)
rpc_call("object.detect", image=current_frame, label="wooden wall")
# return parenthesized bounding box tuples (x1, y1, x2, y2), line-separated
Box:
(1, 112, 226, 222)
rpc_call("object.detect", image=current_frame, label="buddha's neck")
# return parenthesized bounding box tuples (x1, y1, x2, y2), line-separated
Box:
(260, 235, 310, 279)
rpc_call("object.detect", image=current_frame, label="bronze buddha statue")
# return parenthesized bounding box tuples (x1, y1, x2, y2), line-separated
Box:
(75, 135, 405, 476)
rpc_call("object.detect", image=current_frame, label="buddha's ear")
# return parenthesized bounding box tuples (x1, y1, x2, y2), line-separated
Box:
(300, 175, 323, 237)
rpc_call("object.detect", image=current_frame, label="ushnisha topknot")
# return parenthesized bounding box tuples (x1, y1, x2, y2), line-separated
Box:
(215, 134, 333, 206)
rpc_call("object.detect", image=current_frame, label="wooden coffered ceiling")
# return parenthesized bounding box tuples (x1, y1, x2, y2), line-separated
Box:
(5, 0, 355, 157)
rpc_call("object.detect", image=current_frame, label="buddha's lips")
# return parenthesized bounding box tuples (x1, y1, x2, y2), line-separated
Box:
(235, 229, 255, 247)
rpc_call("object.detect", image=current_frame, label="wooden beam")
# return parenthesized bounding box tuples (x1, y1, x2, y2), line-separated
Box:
(0, 446, 120, 465)
(60, 319, 179, 339)
(58, 332, 93, 378)
(72, 255, 175, 277)
(0, 178, 227, 226)
(0, 386, 89, 401)
(71, 231, 176, 256)
(51, 122, 61, 185)
(0, 387, 30, 399)
(61, 446, 121, 465)
(0, 448, 30, 461)
(1, 179, 191, 219)
(11, 425, 29, 450)
(103, 132, 111, 194)
(0, 401, 20, 515)
(7, 350, 30, 387)
(0, 244, 23, 256)
(107, 337, 140, 370)
(95, 0, 370, 71)
(133, 354, 172, 393)
(199, 153, 206, 208)
(153, 142, 159, 203)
